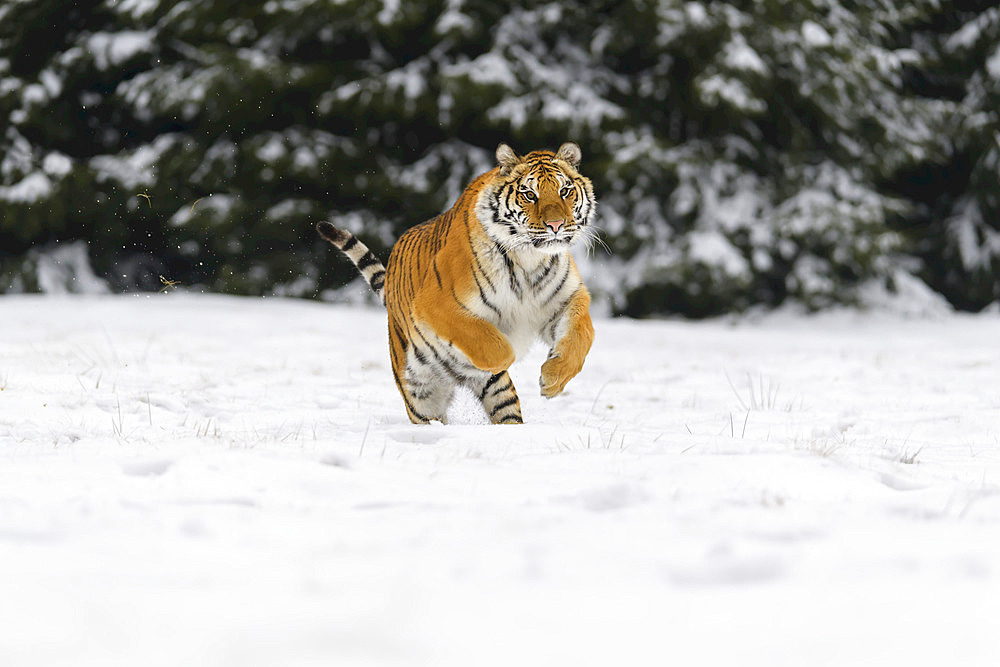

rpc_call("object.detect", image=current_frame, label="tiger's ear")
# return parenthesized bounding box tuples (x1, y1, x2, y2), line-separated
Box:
(555, 142, 582, 167)
(496, 143, 520, 175)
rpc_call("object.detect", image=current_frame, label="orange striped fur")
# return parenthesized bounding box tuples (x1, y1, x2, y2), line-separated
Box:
(318, 142, 596, 424)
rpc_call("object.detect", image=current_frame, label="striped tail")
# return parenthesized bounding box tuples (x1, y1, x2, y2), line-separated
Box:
(316, 222, 386, 306)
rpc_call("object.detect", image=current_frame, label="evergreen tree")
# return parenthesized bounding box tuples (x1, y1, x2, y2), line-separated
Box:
(891, 1, 1000, 311)
(1, 0, 997, 315)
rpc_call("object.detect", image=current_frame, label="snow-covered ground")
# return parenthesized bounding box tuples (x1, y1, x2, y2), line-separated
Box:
(1, 294, 998, 666)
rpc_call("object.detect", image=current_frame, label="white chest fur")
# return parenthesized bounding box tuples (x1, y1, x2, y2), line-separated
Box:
(468, 242, 579, 359)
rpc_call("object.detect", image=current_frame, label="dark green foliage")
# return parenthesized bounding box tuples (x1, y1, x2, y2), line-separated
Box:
(890, 1, 1000, 310)
(1, 0, 998, 314)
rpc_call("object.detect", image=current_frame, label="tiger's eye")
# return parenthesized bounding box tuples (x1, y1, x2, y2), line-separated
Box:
(559, 186, 573, 199)
(520, 190, 537, 202)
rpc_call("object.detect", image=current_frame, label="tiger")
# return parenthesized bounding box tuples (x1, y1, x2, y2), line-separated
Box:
(316, 142, 596, 424)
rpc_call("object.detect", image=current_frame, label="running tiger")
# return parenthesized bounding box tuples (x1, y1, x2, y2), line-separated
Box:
(317, 142, 596, 424)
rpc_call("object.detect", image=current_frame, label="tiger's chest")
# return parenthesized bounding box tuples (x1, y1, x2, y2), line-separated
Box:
(467, 245, 578, 358)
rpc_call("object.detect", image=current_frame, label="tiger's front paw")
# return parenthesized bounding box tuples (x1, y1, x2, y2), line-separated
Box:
(539, 353, 582, 399)
(466, 333, 515, 374)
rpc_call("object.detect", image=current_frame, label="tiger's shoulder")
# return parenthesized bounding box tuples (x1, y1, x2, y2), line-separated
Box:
(384, 170, 494, 298)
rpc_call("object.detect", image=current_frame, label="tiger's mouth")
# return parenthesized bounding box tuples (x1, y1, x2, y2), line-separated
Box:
(530, 233, 573, 249)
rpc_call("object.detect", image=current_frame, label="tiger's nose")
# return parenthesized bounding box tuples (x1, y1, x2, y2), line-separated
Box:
(544, 219, 565, 233)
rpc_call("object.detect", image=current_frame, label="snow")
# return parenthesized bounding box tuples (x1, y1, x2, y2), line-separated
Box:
(697, 73, 767, 113)
(1, 294, 998, 666)
(987, 45, 1000, 80)
(42, 152, 73, 177)
(435, 0, 475, 36)
(858, 269, 953, 319)
(687, 230, 749, 278)
(29, 242, 110, 294)
(108, 0, 160, 20)
(262, 0, 319, 14)
(38, 68, 62, 97)
(85, 30, 154, 71)
(265, 198, 311, 221)
(116, 63, 219, 121)
(0, 171, 52, 203)
(21, 83, 47, 105)
(0, 76, 17, 96)
(255, 135, 287, 162)
(542, 82, 625, 126)
(445, 52, 519, 89)
(385, 61, 428, 104)
(377, 0, 401, 26)
(801, 21, 832, 48)
(685, 2, 709, 27)
(947, 199, 1000, 272)
(385, 140, 491, 206)
(945, 8, 999, 53)
(168, 194, 236, 227)
(90, 136, 175, 190)
(724, 36, 768, 75)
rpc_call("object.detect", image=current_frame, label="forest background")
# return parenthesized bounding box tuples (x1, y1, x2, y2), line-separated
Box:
(1, 0, 998, 317)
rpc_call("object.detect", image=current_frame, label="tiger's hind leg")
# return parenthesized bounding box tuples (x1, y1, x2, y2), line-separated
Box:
(389, 317, 456, 424)
(391, 357, 456, 424)
(401, 373, 456, 425)
(468, 371, 523, 424)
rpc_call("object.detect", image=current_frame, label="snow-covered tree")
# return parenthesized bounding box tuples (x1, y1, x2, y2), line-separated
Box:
(1, 0, 997, 315)
(893, 1, 1000, 311)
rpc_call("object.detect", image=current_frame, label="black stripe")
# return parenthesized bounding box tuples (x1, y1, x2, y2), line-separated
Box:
(357, 252, 380, 271)
(410, 386, 435, 400)
(529, 256, 557, 289)
(471, 270, 503, 320)
(406, 376, 431, 390)
(412, 326, 464, 381)
(411, 324, 435, 349)
(472, 250, 495, 292)
(392, 368, 431, 423)
(543, 294, 574, 331)
(494, 242, 520, 296)
(391, 366, 406, 392)
(498, 414, 523, 424)
(548, 319, 560, 342)
(391, 318, 407, 350)
(436, 212, 452, 251)
(370, 270, 385, 291)
(491, 380, 513, 396)
(494, 240, 510, 263)
(341, 235, 359, 252)
(412, 329, 443, 366)
(542, 261, 571, 302)
(479, 372, 505, 400)
(395, 233, 411, 256)
(450, 286, 475, 315)
(403, 253, 414, 299)
(404, 400, 431, 423)
(442, 340, 477, 373)
(388, 321, 406, 368)
(503, 188, 517, 217)
(490, 396, 519, 416)
(433, 259, 443, 289)
(392, 236, 412, 297)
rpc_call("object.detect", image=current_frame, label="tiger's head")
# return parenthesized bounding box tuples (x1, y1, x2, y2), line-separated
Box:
(476, 142, 597, 255)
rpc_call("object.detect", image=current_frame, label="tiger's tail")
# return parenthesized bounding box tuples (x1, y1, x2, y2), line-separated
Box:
(316, 221, 386, 306)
